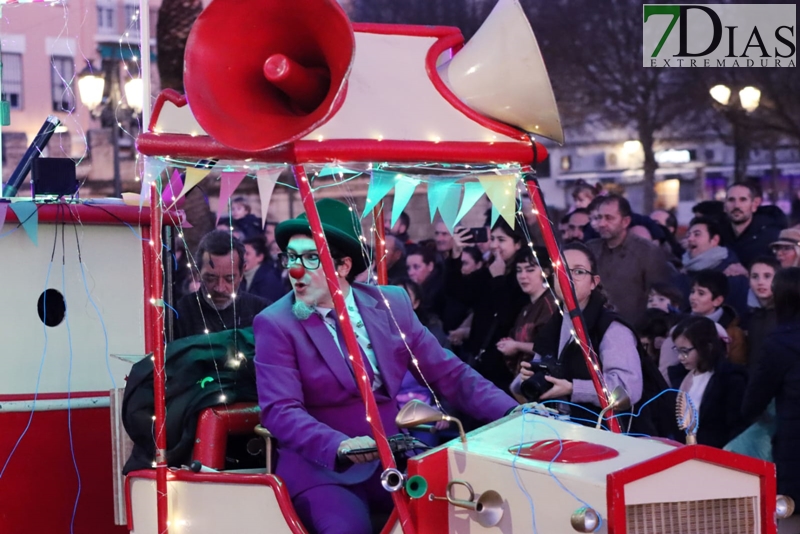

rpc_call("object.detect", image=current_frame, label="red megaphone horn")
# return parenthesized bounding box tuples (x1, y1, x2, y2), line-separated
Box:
(183, 0, 355, 152)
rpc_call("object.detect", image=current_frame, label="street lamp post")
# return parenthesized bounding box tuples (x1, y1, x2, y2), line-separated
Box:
(77, 61, 143, 197)
(709, 84, 761, 184)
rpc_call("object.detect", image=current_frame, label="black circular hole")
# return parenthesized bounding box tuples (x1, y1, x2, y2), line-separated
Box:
(37, 289, 66, 327)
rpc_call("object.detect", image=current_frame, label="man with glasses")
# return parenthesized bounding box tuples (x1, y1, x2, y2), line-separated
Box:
(253, 198, 517, 534)
(173, 230, 271, 339)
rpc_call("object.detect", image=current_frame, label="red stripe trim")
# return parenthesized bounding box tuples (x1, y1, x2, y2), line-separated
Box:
(352, 23, 462, 38)
(125, 470, 308, 533)
(0, 391, 110, 401)
(137, 134, 545, 165)
(3, 203, 154, 226)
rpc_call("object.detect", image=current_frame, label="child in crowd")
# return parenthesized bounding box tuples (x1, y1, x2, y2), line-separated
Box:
(745, 256, 780, 371)
(659, 270, 747, 381)
(647, 282, 685, 314)
(228, 197, 262, 239)
(636, 308, 681, 365)
(671, 316, 748, 448)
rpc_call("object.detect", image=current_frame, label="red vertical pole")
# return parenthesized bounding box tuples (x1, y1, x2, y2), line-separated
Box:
(293, 166, 417, 533)
(373, 203, 388, 286)
(522, 170, 620, 433)
(150, 183, 170, 532)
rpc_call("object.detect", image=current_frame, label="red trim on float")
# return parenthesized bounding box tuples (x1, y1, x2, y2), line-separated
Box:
(4, 203, 153, 226)
(148, 89, 187, 132)
(0, 391, 112, 402)
(125, 470, 309, 534)
(425, 34, 532, 143)
(407, 448, 450, 534)
(137, 134, 546, 166)
(353, 23, 462, 38)
(605, 445, 776, 534)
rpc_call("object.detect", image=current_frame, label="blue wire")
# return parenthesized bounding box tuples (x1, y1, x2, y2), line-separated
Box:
(511, 410, 539, 534)
(525, 415, 605, 532)
(163, 300, 179, 320)
(0, 259, 54, 479)
(78, 262, 115, 389)
(63, 261, 82, 534)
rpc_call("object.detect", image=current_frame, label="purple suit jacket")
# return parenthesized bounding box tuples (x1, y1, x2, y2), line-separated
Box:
(253, 283, 517, 497)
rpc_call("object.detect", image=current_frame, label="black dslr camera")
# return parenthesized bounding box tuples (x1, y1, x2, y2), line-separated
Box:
(520, 355, 566, 402)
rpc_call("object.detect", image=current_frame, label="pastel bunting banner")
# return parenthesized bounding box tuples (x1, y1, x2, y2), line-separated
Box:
(391, 177, 420, 228)
(478, 173, 518, 228)
(168, 167, 210, 209)
(455, 181, 486, 225)
(256, 168, 282, 226)
(491, 205, 501, 227)
(162, 169, 184, 208)
(0, 203, 7, 233)
(362, 169, 400, 217)
(140, 159, 168, 208)
(427, 178, 456, 223)
(318, 166, 357, 178)
(216, 172, 247, 224)
(437, 182, 462, 233)
(10, 201, 38, 246)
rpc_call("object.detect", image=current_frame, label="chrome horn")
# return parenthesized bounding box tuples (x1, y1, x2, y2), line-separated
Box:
(430, 480, 504, 527)
(380, 468, 405, 493)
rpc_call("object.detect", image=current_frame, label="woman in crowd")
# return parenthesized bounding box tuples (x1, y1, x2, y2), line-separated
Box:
(446, 218, 528, 391)
(745, 256, 779, 371)
(405, 244, 447, 324)
(446, 246, 484, 348)
(510, 242, 644, 426)
(671, 316, 748, 448)
(743, 267, 800, 506)
(496, 247, 557, 399)
(771, 227, 800, 268)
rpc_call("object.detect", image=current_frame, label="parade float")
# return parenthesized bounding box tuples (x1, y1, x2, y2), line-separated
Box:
(0, 0, 792, 532)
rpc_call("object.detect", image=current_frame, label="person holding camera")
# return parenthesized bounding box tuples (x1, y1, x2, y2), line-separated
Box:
(510, 242, 644, 426)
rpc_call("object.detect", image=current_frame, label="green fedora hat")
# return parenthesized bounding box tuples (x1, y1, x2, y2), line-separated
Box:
(275, 198, 367, 275)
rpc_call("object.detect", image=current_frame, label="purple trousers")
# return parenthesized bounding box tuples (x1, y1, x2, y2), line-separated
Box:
(292, 467, 394, 534)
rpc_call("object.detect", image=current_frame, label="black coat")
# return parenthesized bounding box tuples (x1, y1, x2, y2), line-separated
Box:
(244, 262, 286, 303)
(694, 359, 748, 448)
(743, 323, 800, 503)
(722, 211, 784, 269)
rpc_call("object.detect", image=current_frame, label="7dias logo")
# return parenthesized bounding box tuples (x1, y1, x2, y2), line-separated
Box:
(643, 4, 796, 67)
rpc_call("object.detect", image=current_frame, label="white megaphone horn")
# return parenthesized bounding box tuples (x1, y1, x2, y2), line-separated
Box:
(438, 0, 564, 144)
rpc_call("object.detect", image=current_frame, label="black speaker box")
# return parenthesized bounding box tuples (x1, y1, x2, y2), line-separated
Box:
(32, 157, 78, 197)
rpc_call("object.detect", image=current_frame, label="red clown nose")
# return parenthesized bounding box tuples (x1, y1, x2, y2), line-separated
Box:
(289, 265, 306, 279)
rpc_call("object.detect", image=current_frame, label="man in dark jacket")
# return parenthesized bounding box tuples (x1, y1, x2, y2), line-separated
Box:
(722, 182, 785, 269)
(174, 231, 271, 339)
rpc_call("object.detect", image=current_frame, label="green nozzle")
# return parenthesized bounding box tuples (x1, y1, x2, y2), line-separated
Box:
(405, 475, 428, 499)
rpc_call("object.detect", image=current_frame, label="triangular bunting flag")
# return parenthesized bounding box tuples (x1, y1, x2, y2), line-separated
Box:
(318, 165, 357, 178)
(454, 181, 485, 225)
(256, 168, 282, 226)
(216, 172, 247, 224)
(168, 167, 210, 209)
(161, 169, 183, 208)
(437, 182, 462, 233)
(491, 204, 501, 227)
(10, 201, 38, 246)
(478, 173, 518, 228)
(139, 159, 167, 208)
(362, 169, 400, 217)
(0, 202, 8, 234)
(391, 177, 420, 228)
(427, 178, 455, 222)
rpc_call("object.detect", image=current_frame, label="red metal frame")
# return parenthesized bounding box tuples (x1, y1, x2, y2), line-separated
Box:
(0, 390, 112, 401)
(125, 469, 308, 534)
(293, 165, 416, 534)
(4, 203, 153, 226)
(150, 184, 169, 534)
(523, 172, 618, 431)
(606, 445, 777, 534)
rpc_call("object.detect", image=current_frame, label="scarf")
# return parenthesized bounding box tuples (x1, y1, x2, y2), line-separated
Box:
(682, 246, 729, 272)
